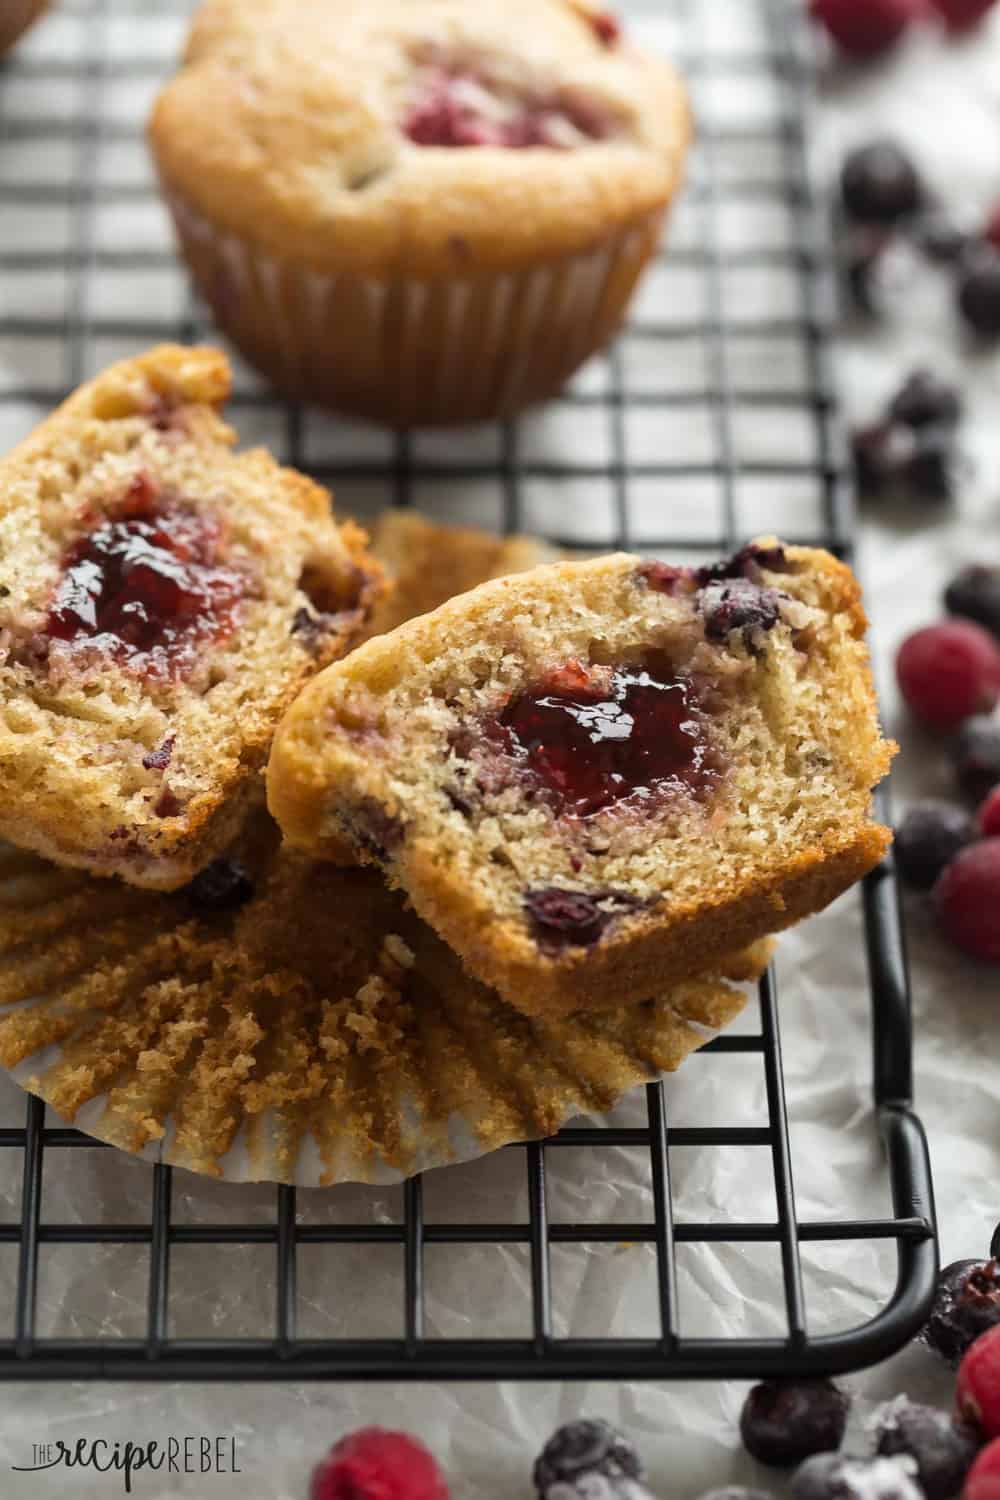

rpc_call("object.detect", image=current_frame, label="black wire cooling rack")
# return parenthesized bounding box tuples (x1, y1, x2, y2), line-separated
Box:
(0, 0, 938, 1381)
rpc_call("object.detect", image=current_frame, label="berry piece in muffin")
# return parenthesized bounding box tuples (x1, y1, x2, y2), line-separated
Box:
(268, 542, 894, 1018)
(0, 345, 382, 891)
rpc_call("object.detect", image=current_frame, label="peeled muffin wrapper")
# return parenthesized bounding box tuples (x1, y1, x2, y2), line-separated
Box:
(0, 824, 747, 1185)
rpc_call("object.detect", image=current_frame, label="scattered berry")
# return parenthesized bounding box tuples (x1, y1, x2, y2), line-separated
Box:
(184, 857, 255, 914)
(740, 1381, 850, 1469)
(965, 1437, 1000, 1500)
(924, 1258, 1000, 1366)
(945, 566, 1000, 640)
(959, 1324, 1000, 1438)
(872, 1396, 980, 1500)
(889, 371, 963, 430)
(914, 209, 972, 265)
(958, 248, 1000, 339)
(934, 840, 1000, 963)
(853, 422, 900, 495)
(842, 228, 894, 317)
(310, 1429, 450, 1500)
(896, 622, 1000, 732)
(980, 787, 1000, 837)
(790, 1453, 923, 1500)
(533, 1419, 644, 1497)
(951, 716, 1000, 801)
(927, 0, 998, 30)
(900, 425, 960, 503)
(810, 0, 921, 58)
(841, 141, 924, 226)
(895, 801, 975, 890)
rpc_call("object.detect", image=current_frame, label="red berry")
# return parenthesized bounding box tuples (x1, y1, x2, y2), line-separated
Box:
(810, 0, 922, 58)
(310, 1429, 450, 1500)
(591, 10, 622, 45)
(896, 621, 1000, 732)
(981, 787, 1000, 838)
(928, 0, 997, 30)
(934, 840, 1000, 964)
(966, 1438, 1000, 1500)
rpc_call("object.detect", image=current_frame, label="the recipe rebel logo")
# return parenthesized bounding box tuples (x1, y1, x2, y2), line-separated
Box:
(11, 1434, 242, 1492)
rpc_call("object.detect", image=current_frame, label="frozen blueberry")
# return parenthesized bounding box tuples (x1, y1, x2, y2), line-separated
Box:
(841, 142, 923, 226)
(900, 426, 959, 503)
(525, 889, 639, 949)
(951, 717, 1000, 802)
(700, 579, 783, 652)
(841, 228, 893, 317)
(791, 1453, 923, 1500)
(958, 248, 1000, 339)
(924, 1257, 1000, 1367)
(184, 857, 255, 914)
(889, 371, 962, 431)
(872, 1396, 980, 1500)
(533, 1419, 644, 1497)
(740, 1381, 850, 1469)
(945, 565, 1000, 640)
(895, 801, 975, 890)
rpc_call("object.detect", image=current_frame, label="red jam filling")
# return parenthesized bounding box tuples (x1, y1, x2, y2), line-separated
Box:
(492, 659, 719, 818)
(403, 68, 612, 149)
(46, 478, 245, 679)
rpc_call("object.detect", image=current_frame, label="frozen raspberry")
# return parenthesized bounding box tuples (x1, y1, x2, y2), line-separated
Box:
(889, 370, 962, 430)
(310, 1429, 449, 1500)
(184, 858, 255, 914)
(959, 248, 1000, 339)
(980, 787, 1000, 837)
(740, 1380, 850, 1468)
(966, 1438, 1000, 1500)
(810, 0, 921, 58)
(896, 621, 1000, 732)
(934, 840, 1000, 963)
(924, 1258, 1000, 1366)
(841, 142, 924, 225)
(895, 801, 974, 890)
(945, 565, 1000, 639)
(533, 1419, 644, 1498)
(790, 1453, 922, 1500)
(951, 717, 1000, 801)
(958, 1324, 1000, 1437)
(871, 1396, 980, 1500)
(927, 0, 998, 29)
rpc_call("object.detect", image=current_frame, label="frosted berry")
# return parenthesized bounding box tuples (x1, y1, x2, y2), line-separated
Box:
(790, 1453, 923, 1500)
(951, 717, 1000, 801)
(896, 621, 1000, 732)
(872, 1396, 980, 1500)
(533, 1419, 644, 1497)
(958, 1324, 1000, 1438)
(740, 1381, 850, 1468)
(927, 0, 998, 29)
(841, 142, 924, 225)
(810, 0, 921, 58)
(310, 1429, 449, 1500)
(889, 371, 962, 430)
(965, 1438, 1000, 1500)
(934, 840, 1000, 963)
(924, 1258, 1000, 1366)
(980, 787, 1000, 838)
(945, 566, 1000, 640)
(895, 801, 974, 890)
(958, 249, 1000, 339)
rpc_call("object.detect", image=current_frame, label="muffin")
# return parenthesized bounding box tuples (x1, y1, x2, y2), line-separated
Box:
(0, 344, 383, 890)
(148, 0, 691, 427)
(268, 542, 894, 1019)
(0, 0, 48, 57)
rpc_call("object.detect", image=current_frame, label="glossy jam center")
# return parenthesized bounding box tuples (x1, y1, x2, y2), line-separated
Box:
(403, 69, 611, 149)
(47, 482, 244, 678)
(497, 662, 717, 818)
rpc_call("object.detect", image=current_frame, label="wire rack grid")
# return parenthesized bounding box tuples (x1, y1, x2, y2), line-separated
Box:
(0, 0, 937, 1381)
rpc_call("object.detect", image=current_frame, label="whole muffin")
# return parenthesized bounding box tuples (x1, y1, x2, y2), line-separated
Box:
(0, 0, 48, 57)
(149, 0, 691, 428)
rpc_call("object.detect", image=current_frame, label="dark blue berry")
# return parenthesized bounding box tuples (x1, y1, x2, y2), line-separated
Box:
(841, 228, 892, 318)
(872, 1396, 980, 1500)
(533, 1420, 644, 1498)
(914, 210, 972, 266)
(951, 717, 1000, 802)
(945, 565, 1000, 640)
(184, 858, 254, 914)
(852, 423, 898, 497)
(895, 802, 974, 891)
(900, 426, 959, 503)
(841, 142, 923, 226)
(700, 580, 782, 652)
(958, 248, 1000, 339)
(525, 889, 639, 949)
(889, 371, 962, 431)
(740, 1381, 850, 1469)
(923, 1257, 1000, 1367)
(700, 1491, 773, 1500)
(791, 1453, 923, 1500)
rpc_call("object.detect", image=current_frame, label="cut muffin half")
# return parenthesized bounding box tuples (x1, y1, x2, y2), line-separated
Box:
(268, 541, 894, 1018)
(0, 345, 383, 890)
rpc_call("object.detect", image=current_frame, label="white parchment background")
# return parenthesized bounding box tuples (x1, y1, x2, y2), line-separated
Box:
(0, 1, 998, 1495)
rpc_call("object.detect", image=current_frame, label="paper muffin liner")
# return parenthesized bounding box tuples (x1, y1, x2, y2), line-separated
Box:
(0, 0, 48, 55)
(164, 189, 666, 427)
(0, 827, 748, 1185)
